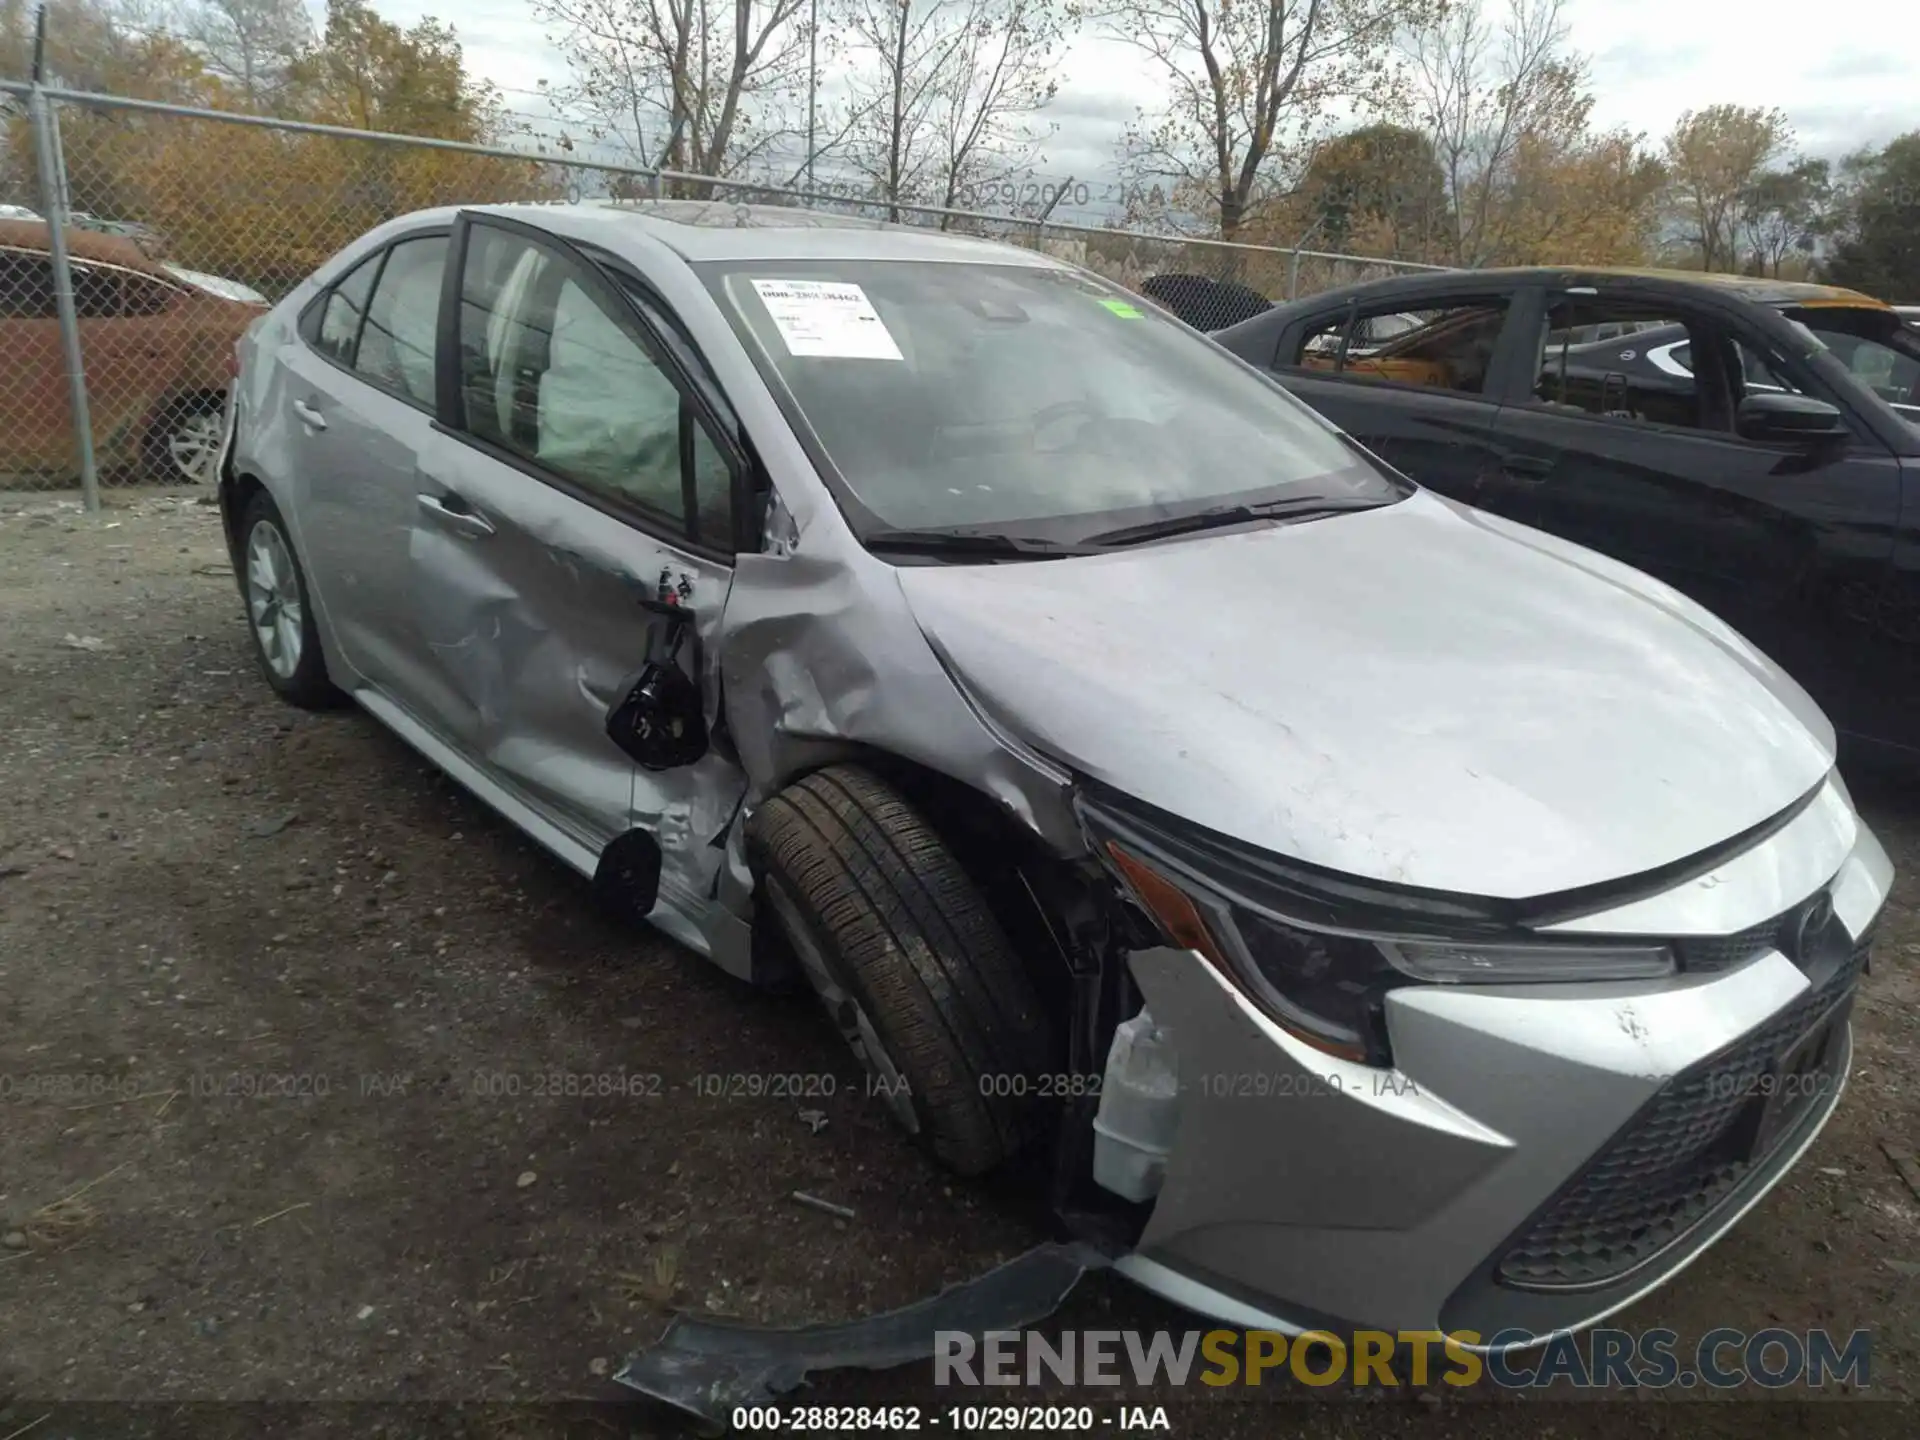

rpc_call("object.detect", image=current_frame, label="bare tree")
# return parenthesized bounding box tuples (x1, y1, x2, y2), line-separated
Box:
(535, 0, 813, 184)
(1095, 0, 1433, 241)
(171, 0, 314, 109)
(833, 0, 1062, 220)
(1407, 0, 1570, 264)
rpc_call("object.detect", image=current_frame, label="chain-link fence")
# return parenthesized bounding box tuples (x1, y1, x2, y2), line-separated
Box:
(0, 80, 1447, 500)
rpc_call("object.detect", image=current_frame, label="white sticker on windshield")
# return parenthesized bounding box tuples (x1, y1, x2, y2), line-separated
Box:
(751, 279, 903, 360)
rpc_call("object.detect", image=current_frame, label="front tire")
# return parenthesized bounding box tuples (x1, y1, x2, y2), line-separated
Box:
(747, 766, 1056, 1176)
(238, 489, 341, 709)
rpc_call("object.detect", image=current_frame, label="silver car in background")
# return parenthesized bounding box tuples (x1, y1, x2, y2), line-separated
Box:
(218, 200, 1891, 1345)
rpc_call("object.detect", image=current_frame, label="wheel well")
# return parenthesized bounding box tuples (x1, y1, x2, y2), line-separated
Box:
(148, 388, 227, 435)
(222, 469, 265, 563)
(777, 748, 1114, 1034)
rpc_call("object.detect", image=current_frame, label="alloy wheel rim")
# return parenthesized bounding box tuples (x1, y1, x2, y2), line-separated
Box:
(766, 878, 921, 1134)
(167, 411, 223, 485)
(245, 520, 303, 680)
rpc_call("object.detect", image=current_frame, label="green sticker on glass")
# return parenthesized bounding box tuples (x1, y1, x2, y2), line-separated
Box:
(1099, 298, 1145, 318)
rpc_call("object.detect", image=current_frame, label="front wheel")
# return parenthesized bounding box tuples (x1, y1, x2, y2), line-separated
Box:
(746, 765, 1056, 1176)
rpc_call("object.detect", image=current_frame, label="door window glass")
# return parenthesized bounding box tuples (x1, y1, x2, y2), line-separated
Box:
(1294, 302, 1507, 396)
(1533, 300, 1715, 429)
(315, 251, 381, 365)
(355, 235, 447, 405)
(121, 272, 181, 316)
(457, 224, 736, 545)
(0, 247, 56, 317)
(70, 262, 123, 317)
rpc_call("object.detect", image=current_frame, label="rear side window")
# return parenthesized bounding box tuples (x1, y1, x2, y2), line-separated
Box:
(1293, 301, 1509, 397)
(0, 247, 56, 317)
(315, 252, 381, 364)
(353, 236, 447, 405)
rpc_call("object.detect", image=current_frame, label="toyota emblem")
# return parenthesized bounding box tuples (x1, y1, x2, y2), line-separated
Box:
(1791, 891, 1835, 962)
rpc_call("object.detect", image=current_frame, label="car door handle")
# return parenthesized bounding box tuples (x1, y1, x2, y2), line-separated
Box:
(417, 491, 495, 539)
(291, 399, 327, 431)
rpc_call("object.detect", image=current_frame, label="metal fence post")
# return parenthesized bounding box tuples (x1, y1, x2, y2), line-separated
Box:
(28, 87, 100, 512)
(1286, 249, 1303, 302)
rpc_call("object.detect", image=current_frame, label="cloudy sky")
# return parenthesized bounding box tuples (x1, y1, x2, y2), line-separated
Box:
(373, 0, 1917, 216)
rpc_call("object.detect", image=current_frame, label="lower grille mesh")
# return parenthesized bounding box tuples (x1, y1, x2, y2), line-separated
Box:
(1496, 930, 1867, 1290)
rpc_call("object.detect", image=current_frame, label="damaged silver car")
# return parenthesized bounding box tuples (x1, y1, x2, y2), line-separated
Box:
(218, 200, 1892, 1347)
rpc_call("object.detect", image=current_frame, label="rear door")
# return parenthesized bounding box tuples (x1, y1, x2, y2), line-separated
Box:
(1265, 290, 1531, 519)
(270, 231, 450, 692)
(404, 213, 747, 910)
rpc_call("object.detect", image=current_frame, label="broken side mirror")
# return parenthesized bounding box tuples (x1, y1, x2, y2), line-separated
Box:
(606, 600, 709, 772)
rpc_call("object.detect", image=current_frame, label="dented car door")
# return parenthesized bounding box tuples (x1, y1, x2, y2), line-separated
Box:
(404, 214, 744, 911)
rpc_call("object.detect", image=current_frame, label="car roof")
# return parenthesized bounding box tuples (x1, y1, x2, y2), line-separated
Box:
(0, 216, 168, 273)
(1294, 265, 1892, 313)
(455, 198, 1074, 269)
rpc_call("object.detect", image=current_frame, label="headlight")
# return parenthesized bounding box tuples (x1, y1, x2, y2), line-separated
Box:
(1380, 941, 1673, 984)
(1080, 788, 1676, 1067)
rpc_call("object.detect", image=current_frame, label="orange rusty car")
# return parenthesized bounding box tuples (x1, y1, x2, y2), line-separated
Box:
(1, 218, 266, 484)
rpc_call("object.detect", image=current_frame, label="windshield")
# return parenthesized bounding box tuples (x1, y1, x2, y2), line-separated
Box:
(1782, 306, 1920, 419)
(702, 259, 1402, 539)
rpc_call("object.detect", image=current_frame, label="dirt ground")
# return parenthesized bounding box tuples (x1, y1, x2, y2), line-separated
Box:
(1, 488, 1917, 1439)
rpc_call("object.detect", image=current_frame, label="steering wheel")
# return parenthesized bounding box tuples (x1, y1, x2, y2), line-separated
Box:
(1029, 399, 1104, 453)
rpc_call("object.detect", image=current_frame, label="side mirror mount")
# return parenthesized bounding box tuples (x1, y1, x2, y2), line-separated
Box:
(605, 602, 709, 772)
(1737, 390, 1847, 444)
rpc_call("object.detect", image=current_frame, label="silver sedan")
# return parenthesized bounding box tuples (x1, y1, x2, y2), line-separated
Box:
(217, 199, 1891, 1345)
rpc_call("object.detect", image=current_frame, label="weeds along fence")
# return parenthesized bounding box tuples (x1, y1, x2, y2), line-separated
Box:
(0, 81, 1448, 503)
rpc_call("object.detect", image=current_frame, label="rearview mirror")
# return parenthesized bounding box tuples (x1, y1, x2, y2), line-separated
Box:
(1737, 391, 1847, 443)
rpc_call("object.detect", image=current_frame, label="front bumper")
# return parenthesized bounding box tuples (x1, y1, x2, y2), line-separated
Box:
(1116, 806, 1891, 1345)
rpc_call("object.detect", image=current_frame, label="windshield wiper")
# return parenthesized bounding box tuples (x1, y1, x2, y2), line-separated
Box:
(862, 527, 1102, 560)
(1083, 494, 1383, 548)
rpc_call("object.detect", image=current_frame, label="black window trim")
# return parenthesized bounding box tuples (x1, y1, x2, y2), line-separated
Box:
(432, 210, 752, 565)
(297, 229, 449, 418)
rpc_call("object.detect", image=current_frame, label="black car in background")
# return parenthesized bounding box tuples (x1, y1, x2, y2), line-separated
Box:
(1214, 268, 1920, 763)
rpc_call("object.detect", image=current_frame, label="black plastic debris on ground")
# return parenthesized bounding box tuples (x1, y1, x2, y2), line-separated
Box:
(613, 1242, 1110, 1429)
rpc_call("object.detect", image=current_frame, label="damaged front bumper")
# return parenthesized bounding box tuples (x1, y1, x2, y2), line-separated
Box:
(1110, 811, 1892, 1345)
(616, 797, 1891, 1422)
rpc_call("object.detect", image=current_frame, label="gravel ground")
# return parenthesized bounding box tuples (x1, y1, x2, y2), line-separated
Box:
(1, 488, 1916, 1439)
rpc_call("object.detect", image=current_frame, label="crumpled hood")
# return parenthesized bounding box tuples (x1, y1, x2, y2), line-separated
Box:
(895, 491, 1836, 899)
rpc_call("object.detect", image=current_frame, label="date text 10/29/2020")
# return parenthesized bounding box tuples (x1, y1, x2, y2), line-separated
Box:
(729, 1406, 1171, 1432)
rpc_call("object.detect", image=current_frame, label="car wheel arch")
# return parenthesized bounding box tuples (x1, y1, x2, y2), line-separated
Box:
(750, 745, 1086, 1014)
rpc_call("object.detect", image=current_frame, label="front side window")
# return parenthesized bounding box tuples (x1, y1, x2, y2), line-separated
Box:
(70, 262, 122, 318)
(354, 236, 447, 405)
(120, 272, 181, 316)
(705, 260, 1401, 538)
(1532, 300, 1708, 429)
(457, 225, 735, 547)
(1295, 302, 1507, 397)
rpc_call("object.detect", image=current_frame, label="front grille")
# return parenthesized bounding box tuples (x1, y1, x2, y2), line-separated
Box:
(1496, 930, 1868, 1291)
(1677, 912, 1789, 973)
